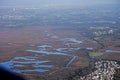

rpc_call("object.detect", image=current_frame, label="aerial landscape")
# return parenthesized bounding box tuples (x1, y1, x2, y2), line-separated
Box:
(0, 0, 120, 80)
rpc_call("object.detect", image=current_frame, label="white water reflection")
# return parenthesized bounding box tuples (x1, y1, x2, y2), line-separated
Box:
(105, 50, 120, 53)
(86, 48, 94, 50)
(56, 47, 93, 52)
(37, 45, 52, 50)
(37, 45, 52, 48)
(56, 48, 80, 52)
(27, 50, 67, 55)
(62, 38, 82, 44)
(13, 64, 25, 67)
(0, 56, 53, 73)
(14, 69, 48, 73)
(14, 56, 38, 61)
(34, 65, 53, 68)
(13, 61, 50, 65)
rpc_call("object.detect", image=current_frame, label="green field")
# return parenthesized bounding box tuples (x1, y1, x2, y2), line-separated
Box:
(89, 52, 103, 57)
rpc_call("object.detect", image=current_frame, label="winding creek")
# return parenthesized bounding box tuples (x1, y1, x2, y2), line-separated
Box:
(0, 36, 83, 74)
(0, 32, 118, 76)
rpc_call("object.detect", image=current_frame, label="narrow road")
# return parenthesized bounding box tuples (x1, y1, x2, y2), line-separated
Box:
(65, 56, 77, 68)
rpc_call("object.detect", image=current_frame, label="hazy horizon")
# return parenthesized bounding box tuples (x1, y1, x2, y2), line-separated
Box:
(0, 0, 118, 8)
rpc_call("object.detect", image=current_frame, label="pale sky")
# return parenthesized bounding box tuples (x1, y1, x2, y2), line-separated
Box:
(0, 0, 118, 8)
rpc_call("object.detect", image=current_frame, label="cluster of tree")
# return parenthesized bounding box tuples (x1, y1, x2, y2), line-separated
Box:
(113, 61, 120, 80)
(113, 68, 120, 80)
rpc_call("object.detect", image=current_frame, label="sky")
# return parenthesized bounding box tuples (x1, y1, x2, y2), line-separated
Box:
(0, 0, 118, 8)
